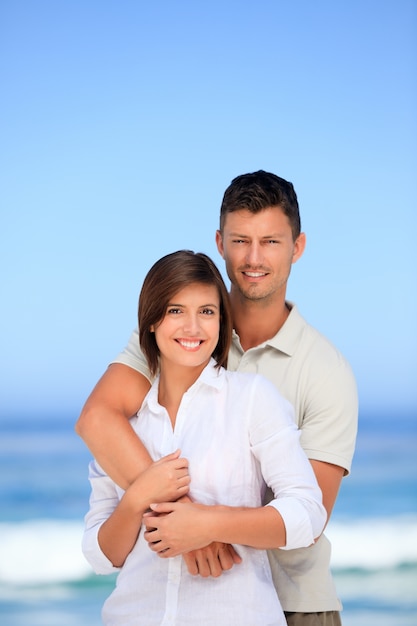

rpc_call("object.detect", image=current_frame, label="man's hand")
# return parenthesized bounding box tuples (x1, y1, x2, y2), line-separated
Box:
(143, 501, 212, 555)
(143, 499, 242, 577)
(182, 543, 242, 578)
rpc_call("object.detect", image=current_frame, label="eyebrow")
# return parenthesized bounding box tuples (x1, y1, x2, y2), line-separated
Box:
(167, 302, 219, 309)
(227, 231, 285, 238)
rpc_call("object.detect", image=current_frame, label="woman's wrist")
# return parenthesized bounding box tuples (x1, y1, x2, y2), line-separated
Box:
(121, 484, 151, 518)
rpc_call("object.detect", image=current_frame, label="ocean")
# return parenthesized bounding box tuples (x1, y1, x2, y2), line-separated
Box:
(0, 412, 416, 625)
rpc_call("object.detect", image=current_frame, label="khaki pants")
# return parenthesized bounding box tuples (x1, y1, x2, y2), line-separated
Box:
(284, 612, 342, 626)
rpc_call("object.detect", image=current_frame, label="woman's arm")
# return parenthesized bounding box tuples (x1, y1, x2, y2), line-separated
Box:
(97, 451, 190, 567)
(77, 363, 241, 576)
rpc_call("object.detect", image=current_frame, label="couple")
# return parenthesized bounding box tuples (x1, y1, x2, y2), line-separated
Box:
(79, 171, 358, 626)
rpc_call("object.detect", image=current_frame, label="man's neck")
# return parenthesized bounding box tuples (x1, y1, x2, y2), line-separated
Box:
(230, 294, 290, 351)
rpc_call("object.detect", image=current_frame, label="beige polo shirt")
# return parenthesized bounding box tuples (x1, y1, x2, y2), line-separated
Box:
(113, 303, 358, 612)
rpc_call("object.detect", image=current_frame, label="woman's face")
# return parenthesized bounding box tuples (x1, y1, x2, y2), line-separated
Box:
(153, 282, 220, 372)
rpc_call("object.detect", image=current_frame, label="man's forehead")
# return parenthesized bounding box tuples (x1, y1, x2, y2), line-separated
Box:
(222, 206, 289, 229)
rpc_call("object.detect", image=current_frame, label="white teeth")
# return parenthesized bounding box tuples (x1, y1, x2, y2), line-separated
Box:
(178, 340, 201, 348)
(245, 272, 265, 277)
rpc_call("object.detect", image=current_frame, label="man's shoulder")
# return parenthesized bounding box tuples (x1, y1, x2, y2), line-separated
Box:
(287, 304, 345, 350)
(283, 304, 354, 373)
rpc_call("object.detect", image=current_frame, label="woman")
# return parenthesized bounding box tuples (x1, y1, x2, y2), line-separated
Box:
(82, 250, 326, 625)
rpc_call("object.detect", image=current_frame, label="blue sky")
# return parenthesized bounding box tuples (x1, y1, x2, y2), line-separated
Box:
(1, 1, 416, 419)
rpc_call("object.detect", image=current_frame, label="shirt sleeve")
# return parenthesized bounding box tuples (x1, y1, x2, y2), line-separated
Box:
(248, 376, 327, 550)
(111, 328, 153, 383)
(299, 351, 358, 475)
(82, 460, 122, 575)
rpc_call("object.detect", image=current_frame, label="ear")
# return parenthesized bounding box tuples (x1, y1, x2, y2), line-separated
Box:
(150, 325, 155, 333)
(292, 232, 306, 264)
(215, 230, 225, 258)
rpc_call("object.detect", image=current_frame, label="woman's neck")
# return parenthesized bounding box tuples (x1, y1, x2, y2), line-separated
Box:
(157, 360, 209, 428)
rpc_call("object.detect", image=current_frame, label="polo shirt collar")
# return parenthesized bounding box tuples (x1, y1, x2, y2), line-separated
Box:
(232, 302, 305, 358)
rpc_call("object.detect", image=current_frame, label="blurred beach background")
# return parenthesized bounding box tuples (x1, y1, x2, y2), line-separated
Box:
(1, 1, 416, 624)
(0, 413, 416, 625)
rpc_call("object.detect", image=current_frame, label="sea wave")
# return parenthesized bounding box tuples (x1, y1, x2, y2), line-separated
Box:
(0, 520, 91, 586)
(326, 514, 417, 570)
(0, 515, 416, 587)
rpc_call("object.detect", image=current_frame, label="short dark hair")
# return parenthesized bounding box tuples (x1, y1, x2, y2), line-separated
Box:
(138, 250, 232, 376)
(219, 170, 301, 240)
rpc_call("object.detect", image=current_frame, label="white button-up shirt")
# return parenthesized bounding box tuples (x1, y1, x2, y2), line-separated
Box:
(83, 360, 326, 625)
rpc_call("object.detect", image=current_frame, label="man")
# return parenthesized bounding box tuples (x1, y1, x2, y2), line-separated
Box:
(76, 171, 358, 626)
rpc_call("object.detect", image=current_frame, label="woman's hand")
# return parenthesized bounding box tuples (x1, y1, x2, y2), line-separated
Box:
(124, 450, 190, 513)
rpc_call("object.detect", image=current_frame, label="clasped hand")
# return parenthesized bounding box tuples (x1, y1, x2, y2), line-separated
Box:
(143, 501, 242, 577)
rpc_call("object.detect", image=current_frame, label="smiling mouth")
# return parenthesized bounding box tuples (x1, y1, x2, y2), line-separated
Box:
(176, 339, 203, 349)
(242, 271, 268, 278)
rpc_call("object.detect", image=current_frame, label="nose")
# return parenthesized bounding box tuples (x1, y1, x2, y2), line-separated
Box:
(182, 312, 201, 334)
(245, 241, 263, 266)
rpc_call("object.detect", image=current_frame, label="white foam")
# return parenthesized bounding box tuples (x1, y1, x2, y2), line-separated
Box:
(0, 515, 416, 586)
(0, 519, 93, 585)
(327, 514, 417, 569)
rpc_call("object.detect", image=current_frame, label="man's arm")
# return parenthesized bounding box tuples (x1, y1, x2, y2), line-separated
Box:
(143, 502, 288, 557)
(300, 346, 358, 530)
(310, 460, 344, 527)
(75, 363, 152, 489)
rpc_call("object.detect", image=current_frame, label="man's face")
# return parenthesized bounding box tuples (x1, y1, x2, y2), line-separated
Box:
(216, 207, 305, 304)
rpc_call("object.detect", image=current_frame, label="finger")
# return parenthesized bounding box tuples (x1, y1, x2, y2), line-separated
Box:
(193, 550, 211, 578)
(175, 471, 190, 482)
(182, 552, 199, 576)
(176, 484, 190, 498)
(142, 515, 159, 528)
(229, 545, 242, 564)
(168, 449, 181, 459)
(149, 502, 176, 514)
(218, 545, 237, 571)
(143, 529, 159, 544)
(156, 450, 181, 464)
(205, 552, 222, 578)
(217, 547, 234, 571)
(157, 545, 181, 558)
(147, 539, 165, 553)
(173, 457, 189, 469)
(176, 476, 191, 490)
